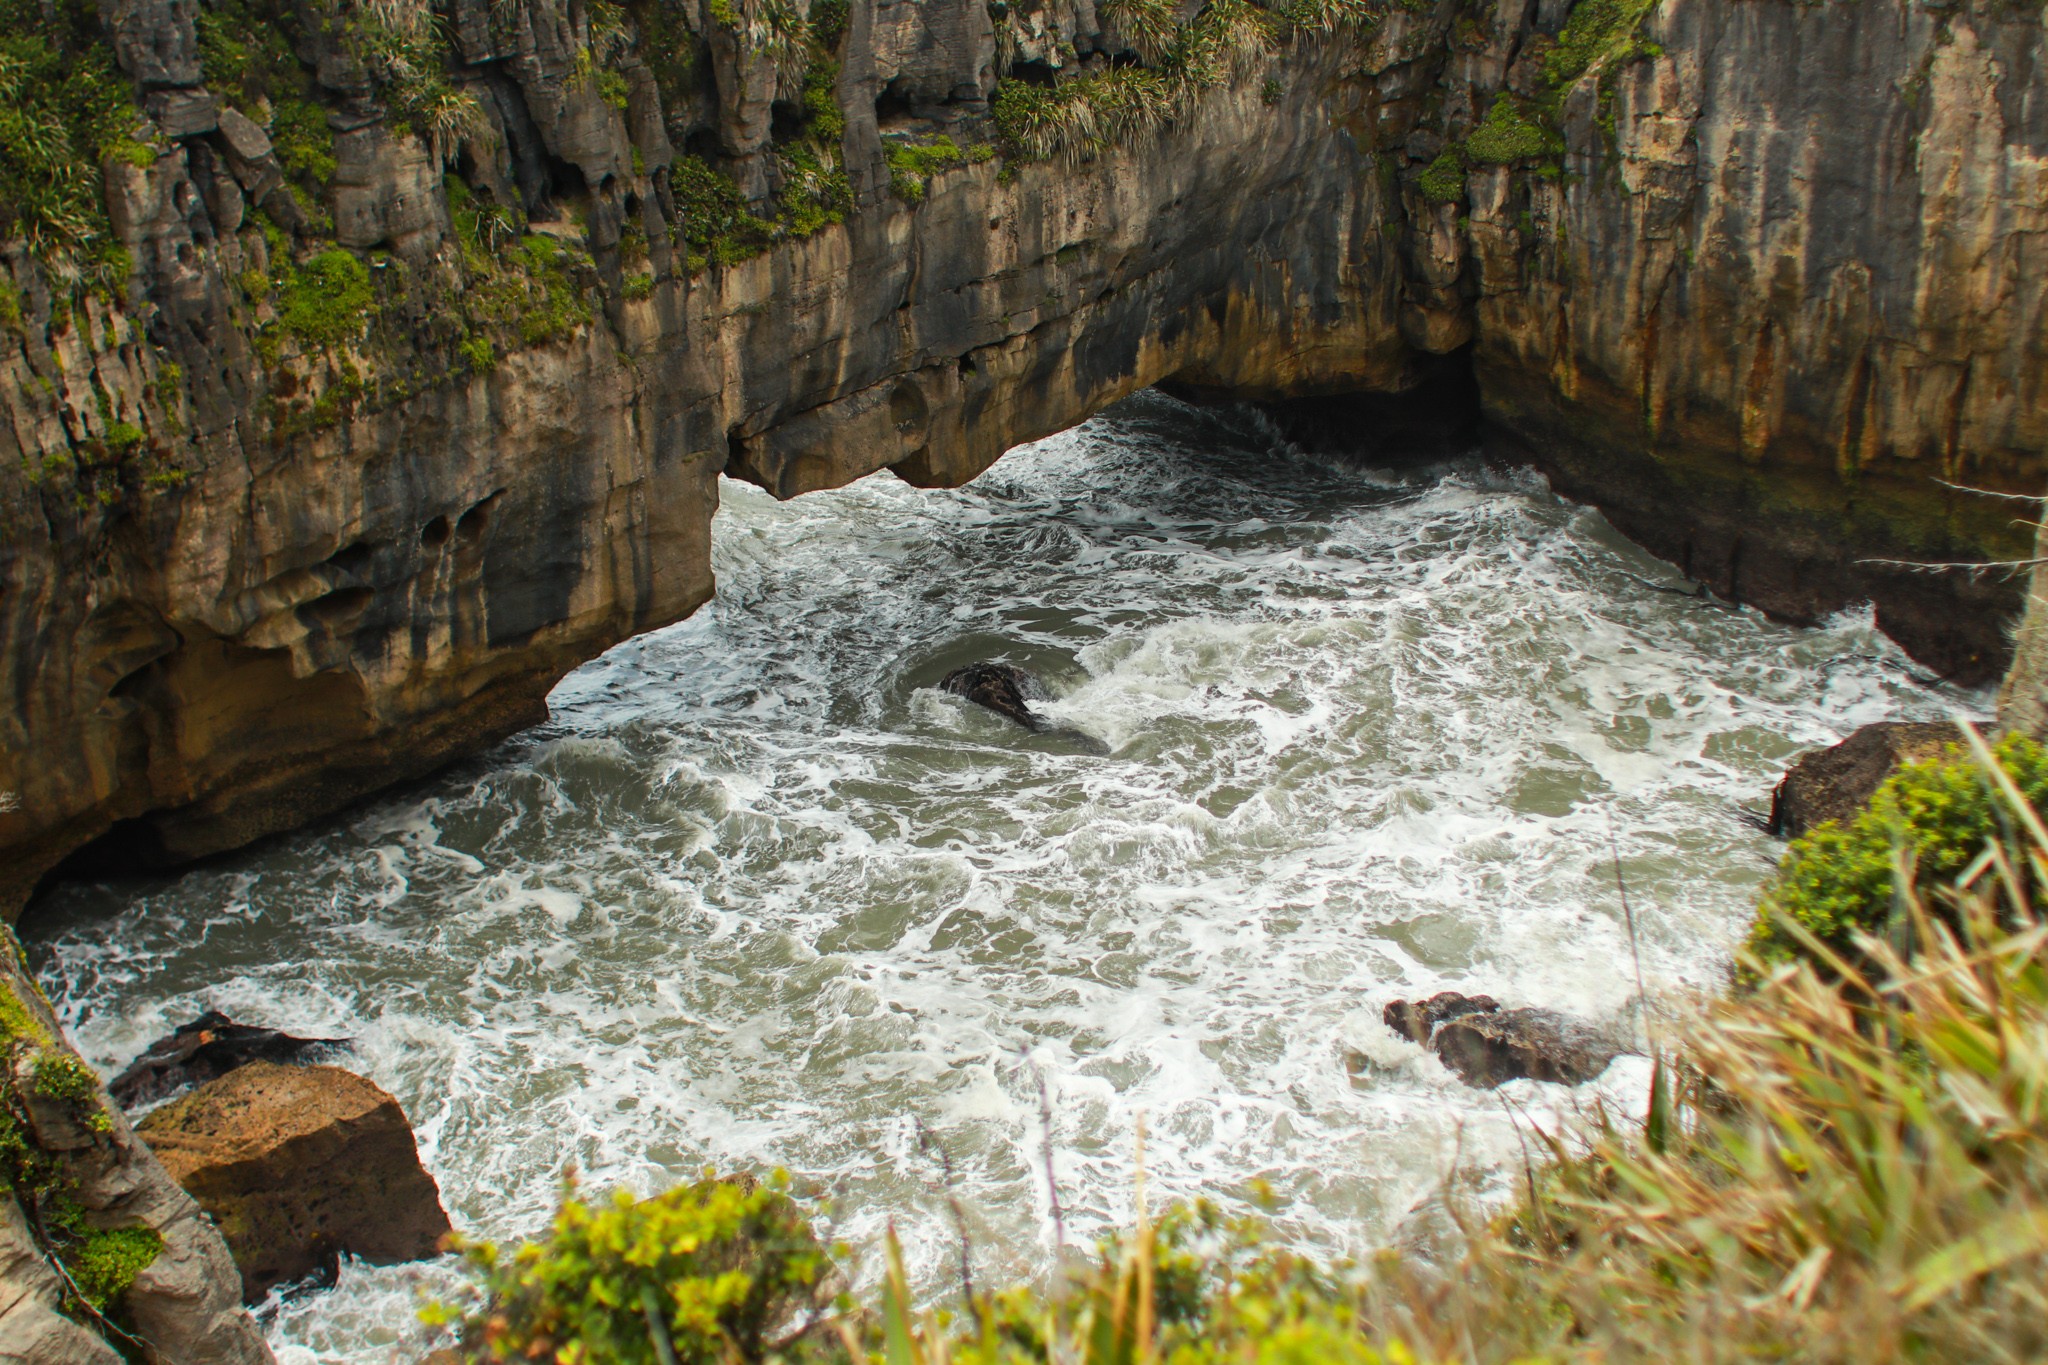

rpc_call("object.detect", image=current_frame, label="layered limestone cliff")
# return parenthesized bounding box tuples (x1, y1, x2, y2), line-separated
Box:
(4, 0, 2043, 921)
(3, 0, 2045, 1349)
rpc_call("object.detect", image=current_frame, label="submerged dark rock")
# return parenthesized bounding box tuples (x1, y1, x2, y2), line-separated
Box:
(1768, 721, 1959, 839)
(941, 663, 1045, 732)
(110, 1012, 350, 1110)
(1385, 993, 1626, 1089)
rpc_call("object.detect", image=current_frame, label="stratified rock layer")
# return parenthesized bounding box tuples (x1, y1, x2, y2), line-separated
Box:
(137, 1062, 451, 1303)
(2, 0, 2042, 912)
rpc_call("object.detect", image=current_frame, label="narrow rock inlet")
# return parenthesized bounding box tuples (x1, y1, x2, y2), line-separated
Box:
(0, 0, 2044, 1356)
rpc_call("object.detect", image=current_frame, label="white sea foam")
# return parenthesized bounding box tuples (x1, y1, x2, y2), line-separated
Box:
(24, 393, 1981, 1361)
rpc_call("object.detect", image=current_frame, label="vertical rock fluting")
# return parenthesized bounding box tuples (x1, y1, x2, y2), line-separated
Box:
(1470, 0, 2048, 684)
(4, 0, 2041, 915)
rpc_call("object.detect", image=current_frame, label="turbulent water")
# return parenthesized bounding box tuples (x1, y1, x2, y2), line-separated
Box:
(26, 393, 1977, 1361)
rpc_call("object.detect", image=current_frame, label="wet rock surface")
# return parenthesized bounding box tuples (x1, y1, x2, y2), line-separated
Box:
(1769, 721, 1958, 839)
(941, 663, 1047, 731)
(110, 1011, 350, 1109)
(137, 1062, 451, 1303)
(1385, 992, 1627, 1088)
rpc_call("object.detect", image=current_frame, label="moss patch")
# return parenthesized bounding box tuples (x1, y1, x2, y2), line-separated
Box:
(886, 135, 965, 204)
(1464, 94, 1563, 164)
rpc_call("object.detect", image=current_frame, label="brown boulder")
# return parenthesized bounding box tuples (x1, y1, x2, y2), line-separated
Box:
(1431, 1009, 1625, 1089)
(137, 1062, 450, 1303)
(111, 1010, 349, 1108)
(1382, 991, 1500, 1044)
(1768, 721, 1958, 839)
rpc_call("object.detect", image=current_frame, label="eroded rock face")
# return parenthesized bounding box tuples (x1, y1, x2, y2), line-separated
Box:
(1769, 721, 1959, 840)
(0, 948, 272, 1365)
(0, 0, 2042, 918)
(137, 1062, 451, 1303)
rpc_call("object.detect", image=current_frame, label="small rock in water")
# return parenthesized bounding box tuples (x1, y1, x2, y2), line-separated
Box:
(1768, 720, 1958, 839)
(940, 662, 1045, 730)
(137, 1062, 451, 1303)
(1382, 991, 1500, 1045)
(1384, 993, 1624, 1088)
(938, 660, 1109, 752)
(110, 1010, 349, 1109)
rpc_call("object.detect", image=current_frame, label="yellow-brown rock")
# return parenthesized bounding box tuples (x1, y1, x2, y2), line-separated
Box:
(138, 1062, 451, 1303)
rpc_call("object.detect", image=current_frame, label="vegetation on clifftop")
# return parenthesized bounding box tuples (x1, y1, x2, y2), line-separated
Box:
(433, 734, 2048, 1364)
(0, 0, 150, 271)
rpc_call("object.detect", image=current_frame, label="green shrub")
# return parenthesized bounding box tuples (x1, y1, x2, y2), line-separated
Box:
(885, 136, 963, 204)
(1747, 732, 2048, 966)
(280, 248, 375, 346)
(1463, 95, 1560, 164)
(1417, 150, 1465, 203)
(670, 155, 778, 265)
(434, 1173, 839, 1364)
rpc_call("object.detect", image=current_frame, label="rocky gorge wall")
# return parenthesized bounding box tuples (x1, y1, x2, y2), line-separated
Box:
(4, 0, 2045, 923)
(2, 0, 2046, 1352)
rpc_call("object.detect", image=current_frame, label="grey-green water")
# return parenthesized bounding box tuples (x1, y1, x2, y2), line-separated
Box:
(25, 394, 1974, 1361)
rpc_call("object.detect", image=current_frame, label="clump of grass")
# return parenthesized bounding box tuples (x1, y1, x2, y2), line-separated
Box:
(0, 0, 152, 271)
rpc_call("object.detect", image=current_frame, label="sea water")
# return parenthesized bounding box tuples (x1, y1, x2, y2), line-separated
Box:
(22, 393, 1978, 1361)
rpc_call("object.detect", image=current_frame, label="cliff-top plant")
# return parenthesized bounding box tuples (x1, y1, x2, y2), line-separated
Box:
(429, 1172, 840, 1363)
(1747, 730, 2048, 966)
(0, 0, 152, 268)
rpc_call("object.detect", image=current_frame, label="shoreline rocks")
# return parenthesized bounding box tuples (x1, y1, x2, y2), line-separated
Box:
(1769, 721, 1958, 840)
(137, 1062, 450, 1303)
(110, 1011, 350, 1109)
(1384, 992, 1628, 1089)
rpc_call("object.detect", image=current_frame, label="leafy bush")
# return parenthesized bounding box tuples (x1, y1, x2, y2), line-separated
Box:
(1748, 732, 2048, 965)
(433, 1173, 839, 1364)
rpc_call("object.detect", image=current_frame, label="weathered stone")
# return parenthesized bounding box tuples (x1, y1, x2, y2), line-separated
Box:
(146, 88, 218, 139)
(940, 663, 1045, 731)
(138, 1063, 451, 1303)
(109, 1011, 350, 1109)
(0, 949, 272, 1365)
(1768, 722, 1959, 840)
(1431, 1008, 1625, 1089)
(3, 0, 2046, 920)
(1382, 991, 1500, 1046)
